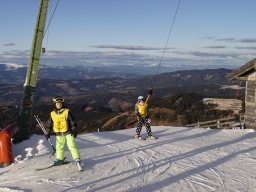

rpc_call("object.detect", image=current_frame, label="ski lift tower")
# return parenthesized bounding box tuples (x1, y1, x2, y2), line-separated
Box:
(14, 0, 49, 143)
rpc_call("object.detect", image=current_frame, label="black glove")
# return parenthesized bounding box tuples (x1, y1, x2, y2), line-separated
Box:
(45, 132, 50, 140)
(71, 128, 77, 138)
(148, 88, 153, 95)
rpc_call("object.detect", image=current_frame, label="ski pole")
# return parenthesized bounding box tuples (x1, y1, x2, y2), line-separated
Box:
(128, 112, 152, 126)
(46, 138, 56, 156)
(34, 115, 56, 156)
(35, 115, 47, 134)
(127, 120, 138, 127)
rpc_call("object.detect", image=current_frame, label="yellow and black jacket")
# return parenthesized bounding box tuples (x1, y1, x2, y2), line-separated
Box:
(135, 95, 150, 118)
(47, 108, 77, 136)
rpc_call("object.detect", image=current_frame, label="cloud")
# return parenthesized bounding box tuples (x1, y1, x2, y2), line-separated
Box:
(215, 38, 236, 42)
(190, 51, 238, 58)
(20, 49, 162, 66)
(0, 48, 252, 69)
(211, 37, 256, 44)
(201, 36, 215, 40)
(204, 46, 227, 49)
(235, 46, 256, 50)
(3, 43, 15, 47)
(236, 38, 256, 43)
(92, 45, 172, 51)
(173, 50, 238, 59)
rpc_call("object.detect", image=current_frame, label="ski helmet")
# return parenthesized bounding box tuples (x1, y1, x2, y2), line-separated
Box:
(53, 96, 64, 103)
(138, 96, 144, 100)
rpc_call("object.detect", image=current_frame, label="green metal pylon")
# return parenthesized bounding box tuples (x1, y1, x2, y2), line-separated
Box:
(14, 0, 49, 143)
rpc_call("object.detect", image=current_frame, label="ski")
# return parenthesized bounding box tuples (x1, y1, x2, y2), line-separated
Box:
(35, 161, 70, 171)
(134, 137, 146, 140)
(134, 136, 158, 140)
(134, 134, 158, 140)
(134, 135, 146, 140)
(145, 136, 158, 140)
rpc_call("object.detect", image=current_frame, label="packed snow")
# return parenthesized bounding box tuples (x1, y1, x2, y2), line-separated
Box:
(1, 126, 256, 192)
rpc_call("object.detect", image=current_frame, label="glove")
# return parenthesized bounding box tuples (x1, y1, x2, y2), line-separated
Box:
(136, 112, 141, 118)
(71, 128, 77, 138)
(148, 88, 153, 95)
(45, 132, 50, 140)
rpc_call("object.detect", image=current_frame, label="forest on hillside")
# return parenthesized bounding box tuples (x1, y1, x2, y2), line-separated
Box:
(0, 93, 242, 135)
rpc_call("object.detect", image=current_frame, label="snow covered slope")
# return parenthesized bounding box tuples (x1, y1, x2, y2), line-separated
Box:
(1, 126, 256, 192)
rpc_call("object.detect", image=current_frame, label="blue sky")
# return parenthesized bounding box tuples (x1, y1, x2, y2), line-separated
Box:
(1, 0, 256, 70)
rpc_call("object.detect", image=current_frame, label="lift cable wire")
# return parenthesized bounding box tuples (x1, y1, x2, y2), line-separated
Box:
(44, 0, 61, 37)
(42, 0, 53, 57)
(150, 0, 182, 89)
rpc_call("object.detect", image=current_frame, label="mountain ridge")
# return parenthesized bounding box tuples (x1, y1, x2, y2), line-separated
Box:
(0, 67, 240, 106)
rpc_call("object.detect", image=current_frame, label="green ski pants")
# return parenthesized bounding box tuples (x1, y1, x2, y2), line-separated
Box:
(56, 134, 80, 160)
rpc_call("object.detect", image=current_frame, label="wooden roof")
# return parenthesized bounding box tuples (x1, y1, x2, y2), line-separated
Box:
(226, 58, 256, 80)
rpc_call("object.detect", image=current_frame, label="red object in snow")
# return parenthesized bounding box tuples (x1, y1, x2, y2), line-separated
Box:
(0, 123, 19, 167)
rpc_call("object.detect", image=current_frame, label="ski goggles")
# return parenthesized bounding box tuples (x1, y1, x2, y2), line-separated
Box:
(53, 97, 64, 103)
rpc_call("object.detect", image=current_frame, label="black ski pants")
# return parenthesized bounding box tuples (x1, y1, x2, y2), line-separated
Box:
(136, 117, 152, 136)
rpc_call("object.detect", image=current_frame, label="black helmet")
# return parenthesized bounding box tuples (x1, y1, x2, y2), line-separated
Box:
(53, 96, 64, 103)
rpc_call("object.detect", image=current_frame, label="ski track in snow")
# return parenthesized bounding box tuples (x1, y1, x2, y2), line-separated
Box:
(0, 127, 256, 191)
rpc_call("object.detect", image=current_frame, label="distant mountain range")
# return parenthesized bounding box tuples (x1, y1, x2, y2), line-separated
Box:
(0, 63, 237, 84)
(126, 68, 235, 89)
(0, 64, 243, 108)
(0, 63, 140, 84)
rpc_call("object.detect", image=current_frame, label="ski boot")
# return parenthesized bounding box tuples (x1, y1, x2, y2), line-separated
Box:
(53, 159, 65, 166)
(75, 159, 83, 171)
(134, 134, 142, 139)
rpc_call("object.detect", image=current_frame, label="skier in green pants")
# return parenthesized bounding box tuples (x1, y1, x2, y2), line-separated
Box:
(45, 96, 82, 170)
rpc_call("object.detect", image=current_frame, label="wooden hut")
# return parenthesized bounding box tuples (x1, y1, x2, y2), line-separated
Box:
(227, 58, 256, 128)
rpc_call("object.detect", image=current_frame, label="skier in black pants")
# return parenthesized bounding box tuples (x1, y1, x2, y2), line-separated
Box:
(134, 89, 155, 139)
